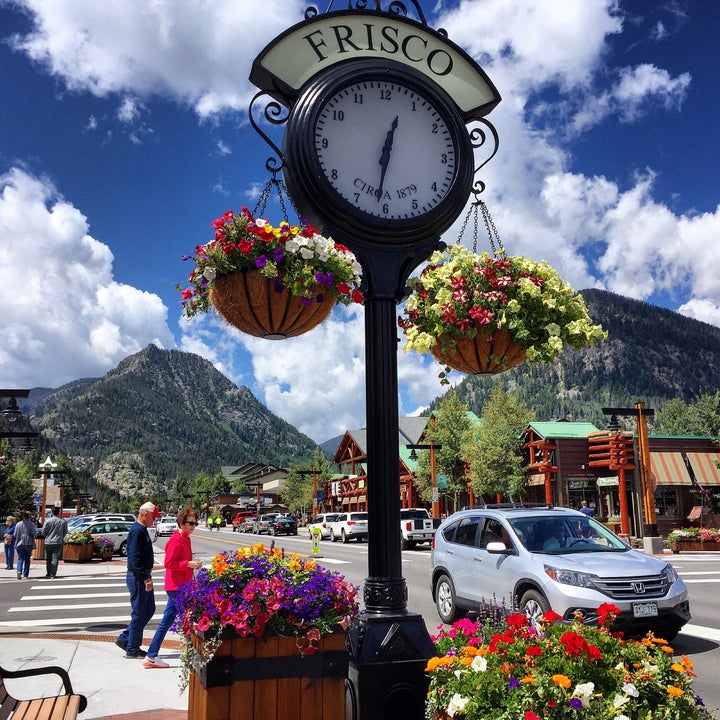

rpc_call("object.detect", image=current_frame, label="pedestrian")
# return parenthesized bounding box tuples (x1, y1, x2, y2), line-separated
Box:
(579, 500, 595, 518)
(115, 501, 159, 659)
(144, 507, 202, 669)
(42, 506, 68, 579)
(14, 510, 37, 580)
(3, 515, 16, 570)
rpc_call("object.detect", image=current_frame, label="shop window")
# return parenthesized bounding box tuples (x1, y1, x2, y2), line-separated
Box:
(654, 487, 679, 517)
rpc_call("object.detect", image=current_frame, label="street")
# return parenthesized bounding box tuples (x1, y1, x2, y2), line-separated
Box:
(1, 527, 719, 713)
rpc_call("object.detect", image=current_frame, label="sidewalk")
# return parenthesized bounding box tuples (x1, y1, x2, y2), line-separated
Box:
(1, 551, 188, 719)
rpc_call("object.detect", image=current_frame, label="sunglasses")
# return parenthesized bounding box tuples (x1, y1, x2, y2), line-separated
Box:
(185, 521, 199, 526)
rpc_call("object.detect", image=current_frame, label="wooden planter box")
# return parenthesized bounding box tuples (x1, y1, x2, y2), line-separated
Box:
(32, 538, 45, 560)
(188, 629, 347, 720)
(673, 540, 720, 552)
(62, 543, 94, 562)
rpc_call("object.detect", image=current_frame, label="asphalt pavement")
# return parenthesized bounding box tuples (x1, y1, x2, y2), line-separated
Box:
(0, 549, 188, 720)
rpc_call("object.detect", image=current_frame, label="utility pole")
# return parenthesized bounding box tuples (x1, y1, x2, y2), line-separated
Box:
(406, 442, 443, 519)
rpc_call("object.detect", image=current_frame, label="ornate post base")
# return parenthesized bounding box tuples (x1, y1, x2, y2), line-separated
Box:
(345, 611, 434, 720)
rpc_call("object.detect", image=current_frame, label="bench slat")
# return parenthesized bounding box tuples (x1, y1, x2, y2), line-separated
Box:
(0, 674, 83, 720)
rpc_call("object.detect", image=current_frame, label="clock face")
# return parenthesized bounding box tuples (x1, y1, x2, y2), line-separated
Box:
(313, 79, 459, 221)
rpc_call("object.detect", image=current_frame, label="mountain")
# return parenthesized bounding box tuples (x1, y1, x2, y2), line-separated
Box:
(28, 344, 318, 497)
(445, 289, 720, 429)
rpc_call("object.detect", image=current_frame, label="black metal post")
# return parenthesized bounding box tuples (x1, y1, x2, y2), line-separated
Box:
(342, 243, 438, 720)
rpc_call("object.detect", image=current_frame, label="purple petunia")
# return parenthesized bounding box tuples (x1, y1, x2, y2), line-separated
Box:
(256, 255, 268, 268)
(569, 698, 584, 709)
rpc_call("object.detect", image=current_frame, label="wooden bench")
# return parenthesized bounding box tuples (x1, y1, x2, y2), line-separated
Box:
(0, 664, 87, 719)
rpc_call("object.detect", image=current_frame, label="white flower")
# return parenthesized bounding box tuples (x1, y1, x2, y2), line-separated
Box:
(622, 683, 639, 698)
(203, 267, 217, 282)
(470, 655, 487, 672)
(447, 693, 469, 717)
(614, 716, 631, 720)
(572, 682, 595, 702)
(613, 694, 630, 709)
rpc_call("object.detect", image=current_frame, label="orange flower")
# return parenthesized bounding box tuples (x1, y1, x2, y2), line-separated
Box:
(666, 686, 684, 697)
(521, 675, 536, 684)
(552, 674, 572, 689)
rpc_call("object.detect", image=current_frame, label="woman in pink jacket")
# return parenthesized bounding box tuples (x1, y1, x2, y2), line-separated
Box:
(144, 507, 202, 668)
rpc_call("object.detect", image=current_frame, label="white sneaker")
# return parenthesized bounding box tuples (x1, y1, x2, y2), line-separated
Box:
(142, 656, 169, 669)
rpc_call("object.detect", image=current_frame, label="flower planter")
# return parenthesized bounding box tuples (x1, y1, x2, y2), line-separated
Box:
(674, 541, 720, 552)
(93, 546, 114, 561)
(62, 543, 94, 562)
(209, 270, 335, 339)
(431, 327, 527, 375)
(187, 628, 347, 720)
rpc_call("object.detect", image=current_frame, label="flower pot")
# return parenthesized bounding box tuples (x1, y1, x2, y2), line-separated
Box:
(209, 270, 335, 339)
(62, 543, 94, 562)
(188, 628, 347, 720)
(675, 541, 720, 552)
(32, 537, 45, 560)
(431, 327, 527, 375)
(94, 546, 114, 560)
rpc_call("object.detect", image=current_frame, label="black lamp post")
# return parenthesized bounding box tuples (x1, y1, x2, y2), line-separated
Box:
(0, 390, 39, 454)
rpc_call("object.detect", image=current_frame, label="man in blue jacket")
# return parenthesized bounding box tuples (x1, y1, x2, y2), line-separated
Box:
(115, 501, 159, 658)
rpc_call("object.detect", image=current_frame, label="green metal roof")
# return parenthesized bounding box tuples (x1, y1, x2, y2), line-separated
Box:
(527, 421, 600, 439)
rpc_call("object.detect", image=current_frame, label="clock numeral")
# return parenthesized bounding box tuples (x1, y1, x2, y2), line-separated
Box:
(331, 169, 339, 181)
(380, 89, 392, 101)
(320, 138, 329, 149)
(431, 122, 439, 134)
(441, 153, 448, 165)
(431, 181, 438, 192)
(332, 110, 345, 121)
(353, 93, 364, 104)
(412, 199, 418, 210)
(383, 203, 389, 215)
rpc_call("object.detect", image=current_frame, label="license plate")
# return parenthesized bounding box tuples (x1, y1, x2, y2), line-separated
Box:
(633, 602, 658, 618)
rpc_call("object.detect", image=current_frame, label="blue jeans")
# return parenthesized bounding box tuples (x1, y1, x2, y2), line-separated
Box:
(117, 573, 156, 655)
(4, 543, 14, 568)
(147, 589, 176, 658)
(15, 545, 32, 577)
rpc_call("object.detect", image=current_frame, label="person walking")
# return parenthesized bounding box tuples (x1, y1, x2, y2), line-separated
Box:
(42, 506, 68, 579)
(144, 507, 202, 669)
(579, 500, 595, 518)
(14, 511, 37, 580)
(115, 501, 159, 659)
(3, 515, 16, 570)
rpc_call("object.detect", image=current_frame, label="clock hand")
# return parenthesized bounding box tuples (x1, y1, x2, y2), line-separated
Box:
(376, 115, 399, 202)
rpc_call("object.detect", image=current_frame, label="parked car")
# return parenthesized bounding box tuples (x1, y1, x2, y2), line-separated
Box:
(400, 507, 434, 550)
(267, 515, 298, 536)
(72, 514, 157, 543)
(72, 520, 134, 556)
(430, 504, 691, 640)
(307, 513, 340, 539)
(253, 514, 279, 534)
(232, 511, 255, 532)
(156, 517, 178, 536)
(330, 512, 368, 543)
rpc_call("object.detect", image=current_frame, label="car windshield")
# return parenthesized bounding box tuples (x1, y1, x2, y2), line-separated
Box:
(508, 516, 629, 554)
(401, 509, 429, 519)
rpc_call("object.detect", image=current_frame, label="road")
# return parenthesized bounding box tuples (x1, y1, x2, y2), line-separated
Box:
(1, 527, 719, 712)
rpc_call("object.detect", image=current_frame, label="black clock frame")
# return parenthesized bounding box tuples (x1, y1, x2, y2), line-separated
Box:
(282, 59, 474, 247)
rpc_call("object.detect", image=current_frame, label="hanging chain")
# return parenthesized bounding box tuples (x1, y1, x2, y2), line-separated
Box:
(252, 172, 292, 223)
(457, 196, 505, 256)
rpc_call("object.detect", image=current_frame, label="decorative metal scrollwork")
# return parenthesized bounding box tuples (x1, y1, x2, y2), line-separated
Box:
(305, 0, 429, 26)
(248, 90, 289, 174)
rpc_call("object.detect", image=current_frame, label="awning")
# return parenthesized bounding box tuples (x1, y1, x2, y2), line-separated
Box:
(650, 452, 692, 486)
(686, 452, 720, 486)
(527, 473, 546, 487)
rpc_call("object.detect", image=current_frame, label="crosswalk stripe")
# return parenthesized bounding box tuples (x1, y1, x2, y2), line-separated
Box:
(0, 614, 148, 628)
(22, 592, 166, 600)
(10, 601, 167, 612)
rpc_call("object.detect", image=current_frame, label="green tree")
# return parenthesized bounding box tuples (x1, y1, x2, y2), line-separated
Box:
(282, 448, 333, 517)
(0, 444, 35, 513)
(463, 383, 535, 501)
(657, 393, 720, 436)
(413, 390, 475, 511)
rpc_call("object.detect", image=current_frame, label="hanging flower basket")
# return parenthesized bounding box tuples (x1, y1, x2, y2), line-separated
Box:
(208, 269, 335, 339)
(399, 245, 606, 376)
(177, 206, 363, 338)
(431, 325, 527, 374)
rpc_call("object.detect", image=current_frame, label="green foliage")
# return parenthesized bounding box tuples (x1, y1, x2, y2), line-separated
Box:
(463, 384, 535, 500)
(656, 393, 720, 437)
(413, 390, 475, 504)
(0, 444, 35, 513)
(282, 449, 333, 513)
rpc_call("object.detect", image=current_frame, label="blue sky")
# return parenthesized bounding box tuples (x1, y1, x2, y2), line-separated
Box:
(1, 0, 718, 443)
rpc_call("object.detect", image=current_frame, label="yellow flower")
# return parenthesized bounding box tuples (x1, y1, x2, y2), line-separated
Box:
(670, 662, 685, 673)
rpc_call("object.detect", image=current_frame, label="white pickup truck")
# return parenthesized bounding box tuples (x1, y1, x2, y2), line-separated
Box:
(400, 508, 435, 550)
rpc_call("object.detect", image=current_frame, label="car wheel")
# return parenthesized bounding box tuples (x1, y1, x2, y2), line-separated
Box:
(293, 530, 298, 535)
(119, 541, 128, 558)
(400, 535, 409, 551)
(341, 529, 348, 543)
(330, 531, 337, 542)
(435, 574, 462, 624)
(269, 527, 276, 536)
(520, 589, 551, 630)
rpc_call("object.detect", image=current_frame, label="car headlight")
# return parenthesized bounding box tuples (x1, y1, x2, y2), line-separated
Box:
(661, 563, 679, 584)
(545, 565, 597, 588)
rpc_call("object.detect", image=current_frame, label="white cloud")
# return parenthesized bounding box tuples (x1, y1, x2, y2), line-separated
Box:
(8, 0, 306, 117)
(0, 167, 176, 387)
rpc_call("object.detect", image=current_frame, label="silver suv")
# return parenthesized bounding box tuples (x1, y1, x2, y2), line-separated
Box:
(430, 505, 690, 640)
(330, 512, 368, 543)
